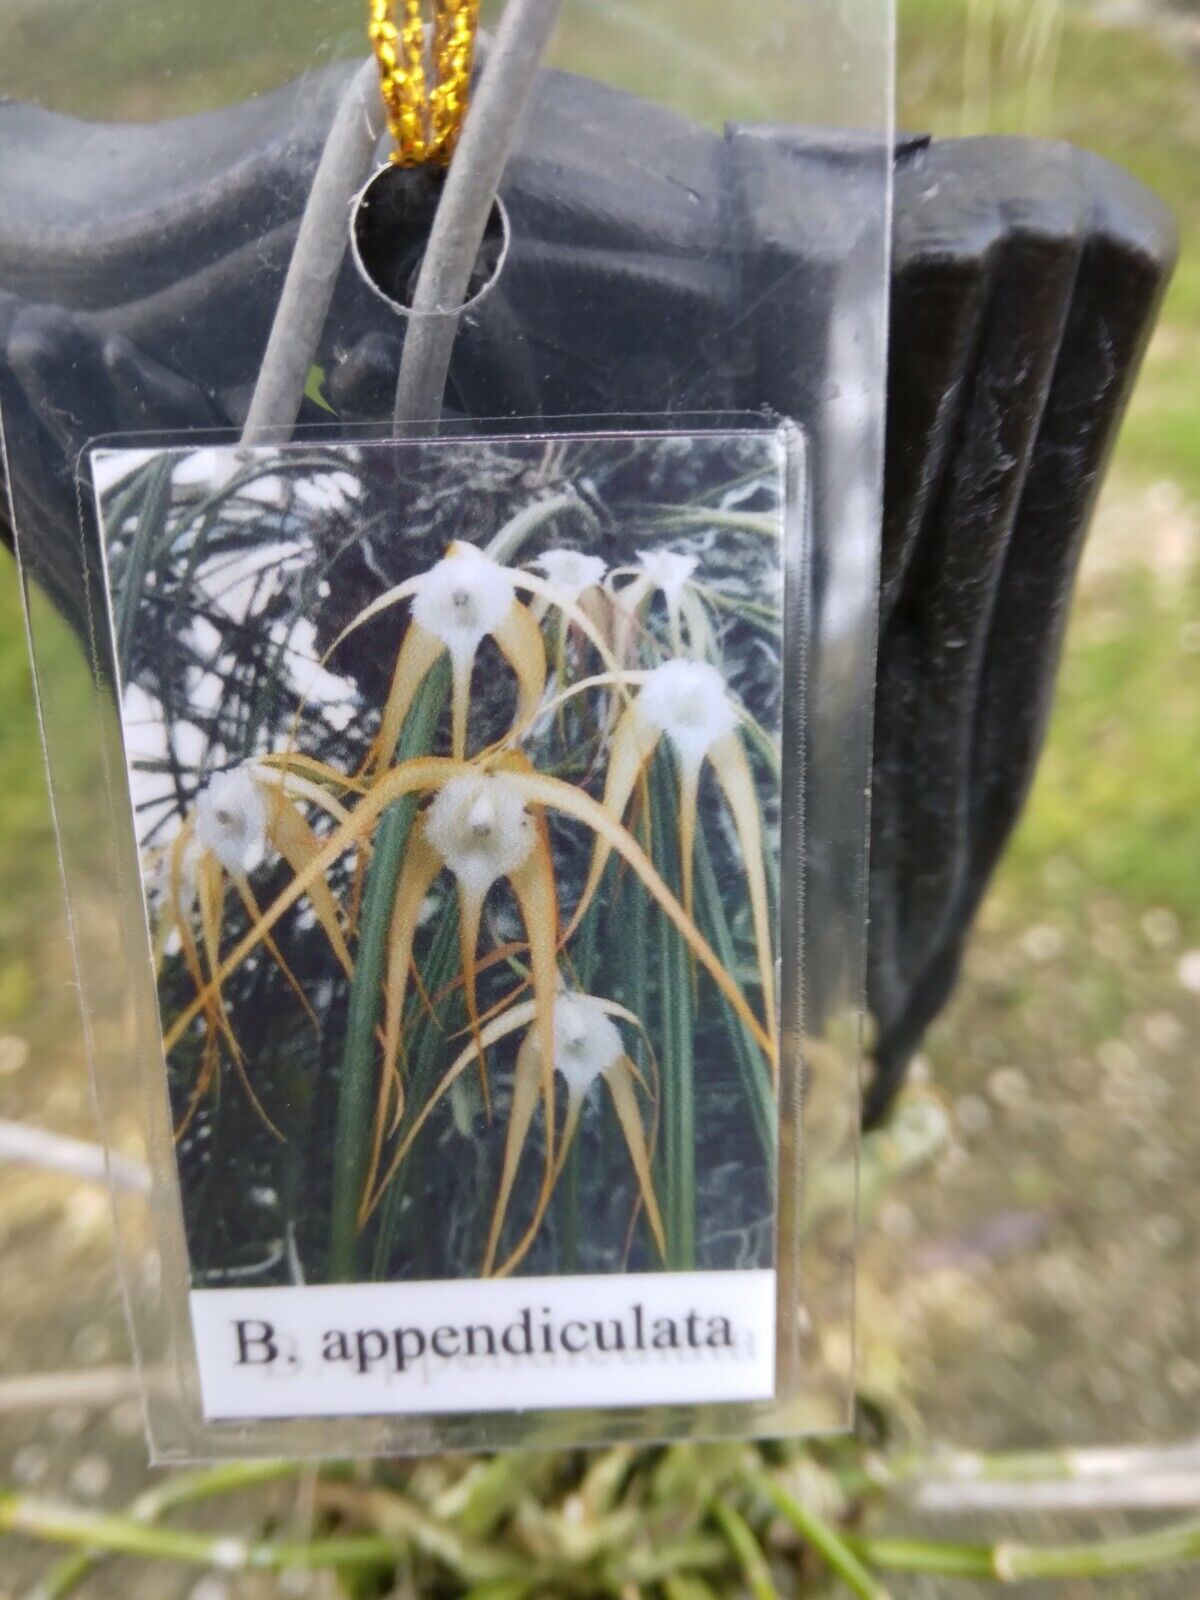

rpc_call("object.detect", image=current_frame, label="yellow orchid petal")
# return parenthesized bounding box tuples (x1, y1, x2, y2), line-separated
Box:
(679, 586, 713, 660)
(509, 573, 634, 734)
(260, 769, 356, 827)
(381, 830, 443, 1121)
(230, 872, 319, 1035)
(163, 756, 468, 1050)
(666, 596, 684, 656)
(499, 669, 649, 751)
(434, 937, 536, 1025)
(375, 622, 447, 772)
(510, 771, 777, 1066)
(589, 997, 656, 1097)
(605, 1056, 666, 1262)
(582, 1003, 660, 1263)
(508, 816, 562, 1195)
(551, 1089, 587, 1186)
(328, 574, 424, 654)
(362, 999, 538, 1225)
(491, 599, 548, 741)
(578, 586, 612, 644)
(358, 831, 444, 1218)
(455, 882, 492, 1117)
(708, 732, 777, 1059)
(196, 852, 226, 1000)
(195, 852, 283, 1142)
(608, 571, 654, 667)
(511, 573, 621, 672)
(255, 751, 369, 795)
(173, 1029, 219, 1145)
(263, 791, 354, 976)
(470, 787, 565, 1278)
(194, 855, 255, 1085)
(572, 704, 660, 935)
(482, 1031, 542, 1276)
(281, 576, 426, 756)
(168, 823, 221, 1101)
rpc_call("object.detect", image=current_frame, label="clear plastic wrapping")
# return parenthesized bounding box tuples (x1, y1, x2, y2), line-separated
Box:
(3, 0, 892, 1457)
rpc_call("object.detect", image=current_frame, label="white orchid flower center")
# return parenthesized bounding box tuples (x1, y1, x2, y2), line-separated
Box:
(425, 772, 535, 901)
(638, 659, 739, 775)
(535, 548, 607, 601)
(411, 543, 515, 663)
(194, 768, 268, 875)
(635, 548, 698, 607)
(545, 993, 625, 1097)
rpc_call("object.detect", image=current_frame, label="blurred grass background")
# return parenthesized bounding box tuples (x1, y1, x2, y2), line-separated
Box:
(0, 0, 1197, 1590)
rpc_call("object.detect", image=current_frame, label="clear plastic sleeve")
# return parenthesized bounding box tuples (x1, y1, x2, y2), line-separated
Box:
(3, 0, 892, 1457)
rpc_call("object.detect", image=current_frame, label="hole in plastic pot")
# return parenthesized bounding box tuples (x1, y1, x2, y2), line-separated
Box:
(351, 164, 509, 316)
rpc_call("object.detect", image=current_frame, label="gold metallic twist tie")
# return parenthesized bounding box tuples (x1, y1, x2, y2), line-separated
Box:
(368, 0, 482, 167)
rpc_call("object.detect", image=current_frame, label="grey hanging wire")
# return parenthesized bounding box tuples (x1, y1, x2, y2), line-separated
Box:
(240, 58, 385, 445)
(241, 0, 561, 445)
(392, 0, 563, 430)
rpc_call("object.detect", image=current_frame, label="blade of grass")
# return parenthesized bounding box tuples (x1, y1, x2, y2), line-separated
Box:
(559, 894, 601, 1270)
(662, 1577, 719, 1600)
(693, 822, 776, 1180)
(370, 888, 462, 1279)
(148, 453, 355, 560)
(329, 660, 449, 1281)
(652, 755, 695, 1270)
(28, 1462, 304, 1600)
(757, 1475, 890, 1600)
(0, 1492, 400, 1573)
(709, 1500, 779, 1600)
(614, 839, 654, 1263)
(113, 456, 172, 678)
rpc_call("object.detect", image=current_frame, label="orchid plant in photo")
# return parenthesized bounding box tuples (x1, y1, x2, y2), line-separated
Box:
(116, 437, 785, 1285)
(147, 763, 355, 1140)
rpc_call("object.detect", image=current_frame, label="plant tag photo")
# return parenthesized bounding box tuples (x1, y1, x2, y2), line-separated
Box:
(88, 426, 804, 1428)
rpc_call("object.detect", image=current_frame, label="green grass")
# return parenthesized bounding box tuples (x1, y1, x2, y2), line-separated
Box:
(329, 663, 449, 1282)
(1004, 565, 1200, 935)
(0, 0, 365, 119)
(0, 568, 66, 1027)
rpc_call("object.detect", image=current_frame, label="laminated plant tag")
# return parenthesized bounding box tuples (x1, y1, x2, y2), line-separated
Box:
(4, 0, 889, 1463)
(87, 425, 804, 1427)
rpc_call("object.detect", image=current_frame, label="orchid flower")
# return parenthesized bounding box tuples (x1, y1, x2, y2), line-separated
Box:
(362, 987, 663, 1278)
(194, 768, 267, 874)
(490, 991, 664, 1276)
(330, 542, 626, 769)
(579, 659, 777, 1059)
(533, 548, 606, 606)
(163, 752, 775, 1223)
(161, 764, 354, 1141)
(609, 546, 711, 660)
(361, 764, 561, 1209)
(526, 548, 613, 719)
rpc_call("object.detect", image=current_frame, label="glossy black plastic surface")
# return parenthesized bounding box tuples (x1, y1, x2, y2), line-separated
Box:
(0, 68, 1176, 1120)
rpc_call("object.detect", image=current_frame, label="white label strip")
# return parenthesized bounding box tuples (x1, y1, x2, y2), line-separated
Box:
(190, 1270, 777, 1420)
